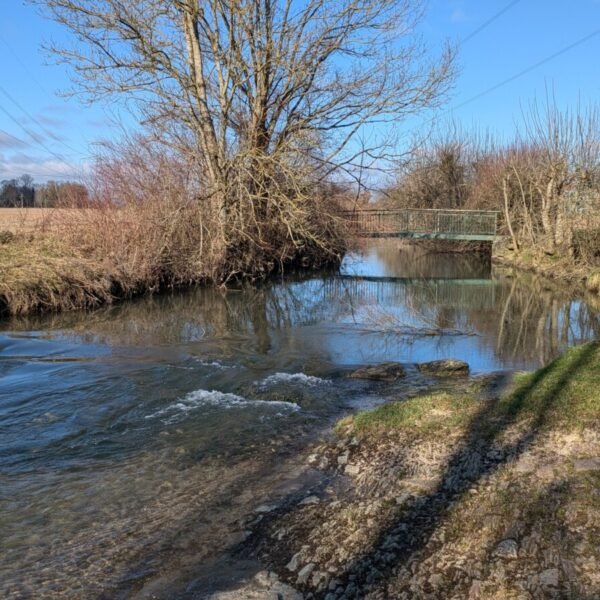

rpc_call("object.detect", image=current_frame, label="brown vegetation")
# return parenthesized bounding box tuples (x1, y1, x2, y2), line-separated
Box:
(385, 100, 600, 288)
(1, 0, 457, 317)
(0, 137, 347, 316)
(0, 208, 84, 233)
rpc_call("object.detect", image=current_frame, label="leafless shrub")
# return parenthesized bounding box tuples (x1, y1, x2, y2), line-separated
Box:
(387, 99, 600, 264)
(34, 0, 455, 276)
(55, 136, 220, 291)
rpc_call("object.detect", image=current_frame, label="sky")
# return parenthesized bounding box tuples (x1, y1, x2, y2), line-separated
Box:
(0, 0, 599, 182)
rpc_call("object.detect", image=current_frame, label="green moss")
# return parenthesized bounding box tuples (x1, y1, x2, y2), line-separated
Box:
(337, 391, 483, 437)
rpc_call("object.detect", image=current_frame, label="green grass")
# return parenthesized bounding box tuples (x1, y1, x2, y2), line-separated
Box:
(337, 391, 483, 437)
(339, 342, 600, 438)
(492, 341, 600, 430)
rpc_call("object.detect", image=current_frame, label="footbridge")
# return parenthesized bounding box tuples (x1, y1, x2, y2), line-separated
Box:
(340, 208, 499, 241)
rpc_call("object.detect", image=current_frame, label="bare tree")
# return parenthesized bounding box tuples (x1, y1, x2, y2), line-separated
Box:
(35, 0, 454, 206)
(521, 98, 600, 253)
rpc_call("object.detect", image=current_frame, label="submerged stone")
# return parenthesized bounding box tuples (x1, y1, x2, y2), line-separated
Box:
(418, 359, 470, 376)
(348, 362, 406, 382)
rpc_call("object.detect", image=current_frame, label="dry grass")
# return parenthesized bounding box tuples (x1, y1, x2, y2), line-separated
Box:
(0, 236, 116, 314)
(0, 208, 87, 234)
(0, 200, 217, 316)
(0, 142, 344, 316)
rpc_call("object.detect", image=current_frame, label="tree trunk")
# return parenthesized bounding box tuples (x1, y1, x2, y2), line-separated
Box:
(502, 176, 519, 251)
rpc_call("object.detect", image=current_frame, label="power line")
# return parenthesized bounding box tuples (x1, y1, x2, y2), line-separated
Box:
(0, 85, 83, 156)
(403, 27, 600, 146)
(0, 127, 29, 148)
(0, 102, 80, 174)
(0, 124, 82, 180)
(0, 32, 53, 98)
(0, 127, 79, 179)
(450, 29, 600, 113)
(0, 171, 79, 180)
(460, 0, 522, 45)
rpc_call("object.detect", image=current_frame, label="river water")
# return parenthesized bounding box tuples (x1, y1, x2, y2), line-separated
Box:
(1, 241, 599, 598)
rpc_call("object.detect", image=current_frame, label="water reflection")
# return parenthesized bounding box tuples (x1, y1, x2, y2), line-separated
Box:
(1, 240, 598, 598)
(3, 242, 597, 371)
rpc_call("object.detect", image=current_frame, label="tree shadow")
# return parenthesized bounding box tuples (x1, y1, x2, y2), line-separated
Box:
(96, 343, 597, 600)
(325, 342, 598, 598)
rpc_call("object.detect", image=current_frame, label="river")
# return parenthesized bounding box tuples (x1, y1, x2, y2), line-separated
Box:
(1, 240, 598, 598)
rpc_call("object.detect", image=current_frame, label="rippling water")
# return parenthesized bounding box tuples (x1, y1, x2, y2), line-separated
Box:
(1, 242, 598, 598)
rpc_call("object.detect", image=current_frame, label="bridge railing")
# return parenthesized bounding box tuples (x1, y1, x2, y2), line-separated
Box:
(339, 208, 499, 239)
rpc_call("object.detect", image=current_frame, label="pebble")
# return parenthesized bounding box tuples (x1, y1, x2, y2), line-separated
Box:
(337, 452, 349, 466)
(297, 563, 316, 585)
(539, 568, 559, 588)
(468, 579, 482, 598)
(492, 539, 519, 559)
(573, 457, 600, 471)
(286, 552, 302, 572)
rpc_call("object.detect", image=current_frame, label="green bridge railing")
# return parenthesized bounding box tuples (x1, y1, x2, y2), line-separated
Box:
(340, 208, 499, 241)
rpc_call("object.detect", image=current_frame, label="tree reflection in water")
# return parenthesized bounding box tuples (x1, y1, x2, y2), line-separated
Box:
(2, 241, 598, 370)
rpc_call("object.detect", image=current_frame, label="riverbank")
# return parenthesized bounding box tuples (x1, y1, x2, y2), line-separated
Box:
(0, 208, 342, 316)
(233, 343, 600, 599)
(493, 243, 600, 298)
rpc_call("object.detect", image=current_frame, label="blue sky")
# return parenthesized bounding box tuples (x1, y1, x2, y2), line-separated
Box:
(0, 0, 599, 182)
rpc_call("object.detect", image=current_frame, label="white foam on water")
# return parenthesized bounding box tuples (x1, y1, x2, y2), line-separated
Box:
(260, 372, 328, 386)
(147, 389, 300, 424)
(195, 359, 236, 369)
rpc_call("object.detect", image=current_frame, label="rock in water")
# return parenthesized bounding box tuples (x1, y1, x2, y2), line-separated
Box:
(418, 359, 469, 377)
(348, 362, 406, 382)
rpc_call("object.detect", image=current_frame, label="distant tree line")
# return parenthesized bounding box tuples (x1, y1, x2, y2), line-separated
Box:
(0, 175, 89, 208)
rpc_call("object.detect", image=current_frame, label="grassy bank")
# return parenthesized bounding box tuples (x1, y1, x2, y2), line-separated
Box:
(0, 200, 343, 317)
(0, 237, 118, 315)
(252, 343, 600, 598)
(342, 341, 600, 436)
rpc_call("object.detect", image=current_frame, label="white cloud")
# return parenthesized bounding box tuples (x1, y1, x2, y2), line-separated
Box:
(0, 152, 85, 182)
(0, 131, 29, 150)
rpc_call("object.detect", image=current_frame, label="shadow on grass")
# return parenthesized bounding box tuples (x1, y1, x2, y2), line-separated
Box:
(319, 342, 599, 598)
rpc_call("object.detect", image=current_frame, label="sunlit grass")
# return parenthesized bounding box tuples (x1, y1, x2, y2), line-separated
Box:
(493, 341, 600, 430)
(0, 236, 115, 315)
(337, 392, 482, 437)
(340, 342, 600, 438)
